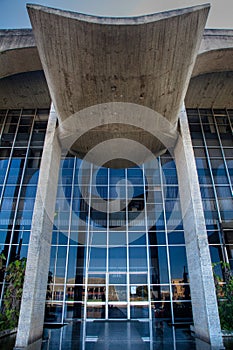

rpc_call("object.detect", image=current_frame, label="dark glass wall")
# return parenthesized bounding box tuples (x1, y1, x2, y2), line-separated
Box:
(0, 109, 49, 305)
(187, 109, 233, 280)
(45, 154, 192, 324)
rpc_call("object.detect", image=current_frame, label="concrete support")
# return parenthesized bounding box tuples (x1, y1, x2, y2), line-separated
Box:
(174, 106, 224, 349)
(15, 106, 61, 349)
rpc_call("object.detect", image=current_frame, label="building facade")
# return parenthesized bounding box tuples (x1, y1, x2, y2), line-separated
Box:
(0, 4, 232, 349)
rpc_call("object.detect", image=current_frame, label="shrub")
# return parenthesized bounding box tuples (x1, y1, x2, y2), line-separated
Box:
(212, 261, 233, 331)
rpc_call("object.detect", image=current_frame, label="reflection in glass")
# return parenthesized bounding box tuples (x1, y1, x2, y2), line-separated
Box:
(169, 246, 189, 282)
(88, 274, 106, 284)
(109, 273, 126, 284)
(173, 302, 193, 321)
(167, 231, 185, 244)
(109, 247, 127, 272)
(87, 286, 105, 302)
(130, 274, 147, 284)
(88, 247, 106, 272)
(129, 246, 147, 272)
(87, 305, 105, 319)
(44, 303, 63, 323)
(130, 305, 149, 319)
(67, 246, 86, 283)
(66, 286, 85, 302)
(109, 231, 126, 246)
(150, 285, 170, 301)
(149, 230, 166, 245)
(130, 285, 148, 301)
(64, 302, 84, 321)
(150, 246, 169, 284)
(108, 304, 127, 319)
(108, 285, 127, 301)
(172, 284, 191, 300)
(128, 232, 146, 245)
(51, 285, 64, 301)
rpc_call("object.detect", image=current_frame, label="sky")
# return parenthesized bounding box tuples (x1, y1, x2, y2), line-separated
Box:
(0, 0, 233, 29)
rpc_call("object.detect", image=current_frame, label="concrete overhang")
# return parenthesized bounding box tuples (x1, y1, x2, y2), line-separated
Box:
(0, 30, 50, 108)
(0, 30, 42, 79)
(27, 4, 210, 166)
(192, 29, 233, 77)
(186, 30, 233, 108)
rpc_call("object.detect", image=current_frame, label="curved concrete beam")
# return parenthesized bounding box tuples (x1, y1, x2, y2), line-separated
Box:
(192, 29, 233, 77)
(185, 71, 233, 108)
(0, 47, 42, 79)
(192, 48, 233, 77)
(0, 29, 42, 79)
(27, 4, 210, 127)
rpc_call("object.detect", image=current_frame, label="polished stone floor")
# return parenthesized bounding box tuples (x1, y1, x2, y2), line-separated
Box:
(41, 320, 196, 350)
(1, 321, 233, 349)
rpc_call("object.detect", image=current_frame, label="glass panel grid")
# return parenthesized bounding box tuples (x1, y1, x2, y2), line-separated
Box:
(187, 108, 233, 280)
(0, 109, 49, 306)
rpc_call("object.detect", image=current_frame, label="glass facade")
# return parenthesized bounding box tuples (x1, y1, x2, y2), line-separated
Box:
(0, 108, 232, 329)
(45, 152, 191, 324)
(0, 109, 49, 304)
(187, 108, 233, 283)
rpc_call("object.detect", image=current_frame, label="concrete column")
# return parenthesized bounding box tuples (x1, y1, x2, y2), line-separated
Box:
(174, 106, 224, 349)
(15, 106, 61, 349)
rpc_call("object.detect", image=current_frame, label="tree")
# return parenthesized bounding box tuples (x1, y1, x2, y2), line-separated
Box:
(212, 261, 233, 331)
(0, 257, 26, 330)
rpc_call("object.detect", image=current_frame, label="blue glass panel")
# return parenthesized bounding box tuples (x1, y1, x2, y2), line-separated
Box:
(90, 231, 107, 245)
(109, 273, 126, 284)
(52, 231, 68, 245)
(67, 246, 86, 282)
(127, 168, 143, 186)
(109, 247, 127, 272)
(150, 246, 169, 284)
(108, 305, 127, 319)
(109, 168, 125, 185)
(88, 247, 106, 272)
(130, 305, 149, 318)
(0, 230, 8, 244)
(95, 167, 108, 185)
(149, 231, 166, 245)
(169, 246, 188, 281)
(128, 232, 146, 245)
(109, 231, 126, 246)
(167, 231, 185, 244)
(129, 246, 147, 272)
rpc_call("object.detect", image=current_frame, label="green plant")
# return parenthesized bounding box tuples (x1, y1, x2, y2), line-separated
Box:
(0, 251, 6, 269)
(1, 257, 26, 331)
(212, 261, 233, 331)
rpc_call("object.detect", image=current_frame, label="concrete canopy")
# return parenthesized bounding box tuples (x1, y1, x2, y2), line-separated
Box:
(27, 4, 210, 166)
(186, 30, 233, 108)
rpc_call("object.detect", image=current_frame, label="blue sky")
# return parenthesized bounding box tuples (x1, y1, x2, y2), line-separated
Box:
(0, 0, 233, 29)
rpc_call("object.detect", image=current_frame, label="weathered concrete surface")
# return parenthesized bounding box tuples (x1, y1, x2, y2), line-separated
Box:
(193, 29, 233, 77)
(14, 106, 61, 349)
(27, 4, 209, 165)
(0, 70, 50, 109)
(0, 30, 41, 79)
(27, 4, 209, 122)
(186, 29, 233, 109)
(175, 106, 224, 348)
(185, 70, 233, 108)
(0, 30, 50, 109)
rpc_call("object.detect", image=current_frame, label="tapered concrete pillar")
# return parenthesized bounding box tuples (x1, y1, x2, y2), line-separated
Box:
(15, 106, 61, 349)
(175, 106, 224, 349)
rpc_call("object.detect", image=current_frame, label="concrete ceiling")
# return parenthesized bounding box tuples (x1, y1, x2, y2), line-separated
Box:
(0, 70, 51, 109)
(185, 71, 233, 109)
